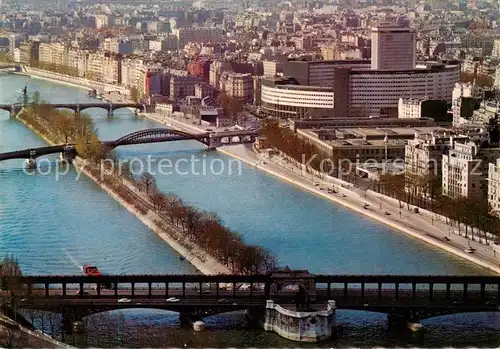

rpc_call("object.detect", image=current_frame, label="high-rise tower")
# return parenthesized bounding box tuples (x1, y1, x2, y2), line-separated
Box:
(371, 23, 416, 70)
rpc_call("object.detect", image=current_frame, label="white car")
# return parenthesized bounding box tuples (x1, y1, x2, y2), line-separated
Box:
(118, 298, 131, 303)
(166, 297, 180, 302)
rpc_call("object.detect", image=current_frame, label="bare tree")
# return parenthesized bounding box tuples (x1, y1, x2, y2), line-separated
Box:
(138, 172, 156, 195)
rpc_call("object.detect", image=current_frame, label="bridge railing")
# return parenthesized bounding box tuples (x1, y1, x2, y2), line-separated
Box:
(6, 274, 500, 306)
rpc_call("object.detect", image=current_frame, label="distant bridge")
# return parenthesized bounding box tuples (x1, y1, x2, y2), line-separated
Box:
(0, 102, 147, 117)
(0, 128, 259, 162)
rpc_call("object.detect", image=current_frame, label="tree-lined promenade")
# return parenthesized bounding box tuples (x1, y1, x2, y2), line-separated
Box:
(261, 120, 500, 244)
(18, 97, 277, 276)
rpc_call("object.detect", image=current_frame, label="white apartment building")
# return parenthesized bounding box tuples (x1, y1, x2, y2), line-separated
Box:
(220, 72, 254, 103)
(101, 38, 133, 55)
(452, 82, 482, 102)
(371, 24, 416, 70)
(405, 132, 467, 179)
(262, 60, 283, 77)
(489, 158, 500, 215)
(492, 39, 500, 57)
(398, 98, 424, 118)
(38, 42, 65, 67)
(102, 55, 121, 84)
(209, 60, 231, 89)
(442, 142, 500, 200)
(94, 14, 109, 29)
(86, 52, 104, 81)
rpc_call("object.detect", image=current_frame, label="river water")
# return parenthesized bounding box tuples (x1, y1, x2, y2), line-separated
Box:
(0, 73, 498, 347)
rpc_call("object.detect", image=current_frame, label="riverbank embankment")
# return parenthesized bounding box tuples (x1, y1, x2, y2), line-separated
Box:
(145, 113, 500, 275)
(16, 113, 230, 276)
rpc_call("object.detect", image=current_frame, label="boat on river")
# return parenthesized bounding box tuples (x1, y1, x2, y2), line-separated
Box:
(83, 264, 101, 276)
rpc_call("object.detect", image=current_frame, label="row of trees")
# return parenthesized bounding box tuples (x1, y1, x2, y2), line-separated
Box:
(108, 164, 277, 275)
(376, 173, 500, 242)
(216, 92, 243, 121)
(261, 120, 336, 174)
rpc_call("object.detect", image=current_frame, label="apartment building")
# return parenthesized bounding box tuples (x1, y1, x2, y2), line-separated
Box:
(398, 98, 424, 119)
(102, 55, 121, 84)
(220, 72, 253, 103)
(170, 75, 200, 100)
(18, 41, 39, 66)
(175, 27, 225, 49)
(209, 60, 232, 89)
(489, 158, 500, 215)
(405, 132, 467, 180)
(442, 142, 500, 200)
(86, 51, 104, 80)
(38, 42, 65, 67)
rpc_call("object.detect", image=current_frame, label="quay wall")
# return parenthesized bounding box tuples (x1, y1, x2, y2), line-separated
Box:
(263, 300, 337, 342)
(16, 114, 230, 276)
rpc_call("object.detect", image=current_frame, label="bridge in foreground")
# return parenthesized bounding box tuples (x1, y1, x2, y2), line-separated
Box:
(7, 272, 499, 340)
(0, 128, 259, 162)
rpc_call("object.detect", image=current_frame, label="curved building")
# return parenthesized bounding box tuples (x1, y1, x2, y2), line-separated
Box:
(261, 77, 335, 118)
(262, 61, 460, 118)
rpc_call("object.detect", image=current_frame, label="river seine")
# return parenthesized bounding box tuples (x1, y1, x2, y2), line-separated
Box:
(0, 73, 498, 347)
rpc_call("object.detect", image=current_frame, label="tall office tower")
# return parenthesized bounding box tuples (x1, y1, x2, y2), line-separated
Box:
(371, 23, 416, 70)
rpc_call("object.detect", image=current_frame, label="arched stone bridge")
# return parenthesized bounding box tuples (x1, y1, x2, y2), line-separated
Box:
(0, 102, 146, 117)
(0, 128, 259, 162)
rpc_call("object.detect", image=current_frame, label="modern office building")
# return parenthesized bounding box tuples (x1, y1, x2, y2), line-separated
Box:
(262, 62, 460, 118)
(371, 23, 416, 70)
(261, 76, 335, 118)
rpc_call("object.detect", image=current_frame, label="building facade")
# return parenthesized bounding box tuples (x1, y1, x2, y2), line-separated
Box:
(371, 24, 416, 70)
(261, 77, 335, 118)
(442, 142, 500, 200)
(489, 159, 500, 215)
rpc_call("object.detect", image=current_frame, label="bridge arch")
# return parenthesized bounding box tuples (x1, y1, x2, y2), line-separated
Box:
(108, 128, 209, 148)
(78, 105, 110, 114)
(53, 106, 78, 114)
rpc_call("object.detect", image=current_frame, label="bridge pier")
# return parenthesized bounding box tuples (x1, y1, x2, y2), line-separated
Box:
(10, 106, 19, 118)
(207, 136, 222, 150)
(107, 107, 113, 117)
(60, 149, 76, 162)
(25, 158, 37, 169)
(263, 300, 337, 342)
(245, 308, 265, 328)
(179, 313, 205, 331)
(62, 314, 85, 335)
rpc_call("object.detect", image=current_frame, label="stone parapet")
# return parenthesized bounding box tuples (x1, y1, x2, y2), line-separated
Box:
(263, 300, 336, 342)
